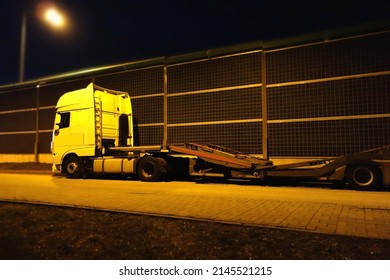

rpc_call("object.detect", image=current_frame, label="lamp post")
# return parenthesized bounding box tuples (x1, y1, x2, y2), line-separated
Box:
(19, 12, 27, 83)
(18, 4, 66, 83)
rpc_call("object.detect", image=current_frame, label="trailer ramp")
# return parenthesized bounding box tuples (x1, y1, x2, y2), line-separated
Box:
(169, 143, 273, 171)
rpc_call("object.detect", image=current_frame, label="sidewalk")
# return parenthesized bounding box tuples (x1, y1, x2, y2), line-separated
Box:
(221, 201, 390, 239)
(1, 168, 390, 240)
(126, 186, 390, 240)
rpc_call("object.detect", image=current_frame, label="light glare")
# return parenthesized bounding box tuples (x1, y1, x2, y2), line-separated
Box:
(44, 8, 65, 27)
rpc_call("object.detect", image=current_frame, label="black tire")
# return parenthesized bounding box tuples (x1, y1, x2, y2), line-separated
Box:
(346, 164, 381, 190)
(64, 156, 83, 178)
(137, 157, 166, 182)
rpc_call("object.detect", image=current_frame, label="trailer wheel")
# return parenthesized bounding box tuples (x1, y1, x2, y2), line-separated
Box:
(64, 156, 83, 178)
(137, 157, 166, 182)
(346, 164, 381, 190)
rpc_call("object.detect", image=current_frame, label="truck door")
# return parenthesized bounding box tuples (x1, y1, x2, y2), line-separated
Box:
(53, 112, 71, 147)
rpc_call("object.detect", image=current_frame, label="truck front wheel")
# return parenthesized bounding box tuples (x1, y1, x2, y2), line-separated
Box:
(137, 156, 166, 182)
(346, 164, 381, 190)
(64, 156, 83, 178)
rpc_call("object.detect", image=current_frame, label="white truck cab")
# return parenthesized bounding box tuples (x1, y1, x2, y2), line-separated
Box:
(52, 83, 133, 176)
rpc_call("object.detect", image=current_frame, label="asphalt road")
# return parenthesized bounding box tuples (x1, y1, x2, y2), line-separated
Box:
(1, 173, 390, 238)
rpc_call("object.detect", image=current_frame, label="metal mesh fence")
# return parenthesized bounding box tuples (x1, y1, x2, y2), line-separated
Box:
(131, 97, 164, 125)
(0, 87, 36, 111)
(168, 122, 262, 154)
(0, 134, 36, 154)
(38, 132, 53, 153)
(266, 32, 390, 84)
(166, 52, 263, 152)
(168, 87, 262, 124)
(0, 111, 36, 133)
(95, 67, 164, 96)
(167, 52, 261, 93)
(266, 31, 390, 156)
(268, 118, 390, 157)
(135, 126, 164, 147)
(267, 75, 390, 120)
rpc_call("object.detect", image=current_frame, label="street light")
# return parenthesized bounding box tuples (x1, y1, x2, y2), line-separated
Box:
(19, 3, 67, 83)
(44, 8, 66, 28)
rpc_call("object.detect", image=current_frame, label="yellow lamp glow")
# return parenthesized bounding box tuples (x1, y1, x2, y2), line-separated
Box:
(44, 8, 66, 28)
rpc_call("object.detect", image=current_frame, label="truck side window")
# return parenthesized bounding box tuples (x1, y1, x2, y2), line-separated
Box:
(58, 112, 70, 129)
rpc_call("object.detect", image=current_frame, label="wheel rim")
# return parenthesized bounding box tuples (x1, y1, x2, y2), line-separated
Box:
(352, 167, 374, 187)
(67, 162, 78, 174)
(141, 162, 155, 178)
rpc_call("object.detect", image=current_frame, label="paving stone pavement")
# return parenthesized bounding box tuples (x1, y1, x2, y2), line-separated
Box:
(1, 172, 390, 239)
(149, 196, 390, 239)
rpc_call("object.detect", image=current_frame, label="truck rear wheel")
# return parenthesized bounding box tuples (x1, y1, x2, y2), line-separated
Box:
(64, 156, 83, 178)
(346, 164, 381, 190)
(137, 156, 166, 182)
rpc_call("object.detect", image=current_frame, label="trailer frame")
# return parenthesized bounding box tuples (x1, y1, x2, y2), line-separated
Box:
(103, 143, 390, 190)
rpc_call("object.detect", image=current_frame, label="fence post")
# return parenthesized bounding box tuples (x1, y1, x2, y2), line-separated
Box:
(261, 51, 268, 160)
(163, 65, 168, 150)
(34, 85, 40, 163)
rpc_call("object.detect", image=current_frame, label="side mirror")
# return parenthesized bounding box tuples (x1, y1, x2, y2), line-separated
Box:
(55, 113, 61, 125)
(54, 124, 60, 136)
(54, 113, 61, 136)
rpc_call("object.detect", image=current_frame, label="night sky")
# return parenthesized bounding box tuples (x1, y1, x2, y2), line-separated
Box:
(1, 0, 389, 85)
